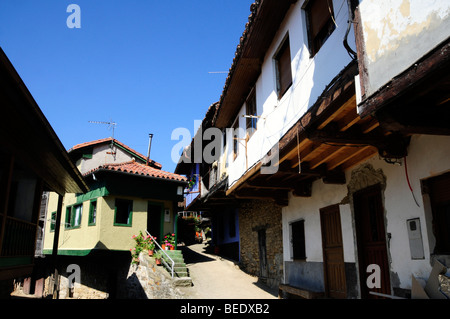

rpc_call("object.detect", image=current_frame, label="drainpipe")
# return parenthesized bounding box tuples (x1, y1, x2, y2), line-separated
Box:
(146, 133, 153, 166)
(344, 0, 358, 60)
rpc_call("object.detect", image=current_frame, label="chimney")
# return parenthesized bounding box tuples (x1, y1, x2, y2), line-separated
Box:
(146, 133, 153, 166)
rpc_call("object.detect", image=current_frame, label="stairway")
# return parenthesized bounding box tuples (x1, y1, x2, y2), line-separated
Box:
(161, 249, 192, 287)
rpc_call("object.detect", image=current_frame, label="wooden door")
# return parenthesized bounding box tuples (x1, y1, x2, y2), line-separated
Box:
(353, 184, 391, 298)
(320, 205, 347, 299)
(258, 229, 268, 280)
(147, 203, 162, 242)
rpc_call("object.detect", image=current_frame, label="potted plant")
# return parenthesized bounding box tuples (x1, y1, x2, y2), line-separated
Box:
(131, 231, 147, 264)
(164, 233, 176, 250)
(145, 234, 156, 256)
(154, 250, 163, 265)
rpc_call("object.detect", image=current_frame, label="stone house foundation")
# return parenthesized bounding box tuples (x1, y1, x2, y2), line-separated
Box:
(238, 200, 283, 289)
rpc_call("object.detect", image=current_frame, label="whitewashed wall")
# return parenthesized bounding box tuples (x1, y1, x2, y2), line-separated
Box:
(358, 0, 450, 98)
(282, 134, 450, 291)
(76, 143, 138, 175)
(226, 0, 356, 189)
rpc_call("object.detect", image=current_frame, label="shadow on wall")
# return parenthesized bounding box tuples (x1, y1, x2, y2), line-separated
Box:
(125, 272, 148, 299)
(12, 244, 141, 299)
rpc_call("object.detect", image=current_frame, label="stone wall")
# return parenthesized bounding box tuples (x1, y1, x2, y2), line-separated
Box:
(11, 251, 185, 299)
(239, 199, 283, 289)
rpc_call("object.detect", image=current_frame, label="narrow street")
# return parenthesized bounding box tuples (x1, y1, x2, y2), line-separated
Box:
(178, 243, 278, 299)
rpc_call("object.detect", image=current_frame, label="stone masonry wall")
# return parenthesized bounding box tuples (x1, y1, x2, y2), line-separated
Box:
(239, 199, 283, 289)
(12, 252, 184, 299)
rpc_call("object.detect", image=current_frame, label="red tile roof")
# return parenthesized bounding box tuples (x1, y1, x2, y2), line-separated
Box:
(86, 160, 187, 182)
(68, 137, 162, 169)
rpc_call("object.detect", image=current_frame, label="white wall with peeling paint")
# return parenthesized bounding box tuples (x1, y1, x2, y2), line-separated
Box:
(358, 0, 450, 98)
(282, 134, 450, 296)
(225, 0, 356, 189)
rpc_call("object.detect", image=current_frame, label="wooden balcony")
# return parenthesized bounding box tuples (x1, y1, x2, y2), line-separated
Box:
(0, 214, 37, 280)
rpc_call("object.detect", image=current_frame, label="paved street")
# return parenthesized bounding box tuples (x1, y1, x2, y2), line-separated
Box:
(178, 243, 278, 299)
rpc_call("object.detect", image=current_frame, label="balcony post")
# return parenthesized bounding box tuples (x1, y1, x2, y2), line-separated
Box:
(0, 155, 14, 256)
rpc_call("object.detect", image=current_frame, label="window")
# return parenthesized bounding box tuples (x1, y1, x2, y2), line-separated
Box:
(274, 35, 292, 99)
(222, 130, 227, 150)
(425, 172, 450, 254)
(245, 89, 257, 136)
(305, 0, 336, 56)
(88, 200, 97, 226)
(50, 211, 56, 232)
(290, 220, 306, 260)
(232, 119, 239, 160)
(114, 198, 133, 226)
(65, 204, 82, 229)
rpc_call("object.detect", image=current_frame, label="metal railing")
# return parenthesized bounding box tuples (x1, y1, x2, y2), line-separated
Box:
(145, 230, 175, 278)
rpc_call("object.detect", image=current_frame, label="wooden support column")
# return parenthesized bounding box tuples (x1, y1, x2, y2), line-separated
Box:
(51, 193, 63, 299)
(0, 155, 14, 256)
(52, 194, 64, 260)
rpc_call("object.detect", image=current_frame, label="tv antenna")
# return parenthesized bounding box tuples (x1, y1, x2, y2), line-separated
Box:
(88, 119, 117, 140)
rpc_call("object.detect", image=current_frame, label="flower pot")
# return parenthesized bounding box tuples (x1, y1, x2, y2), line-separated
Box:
(170, 246, 174, 250)
(148, 250, 154, 256)
(155, 258, 161, 265)
(161, 244, 166, 250)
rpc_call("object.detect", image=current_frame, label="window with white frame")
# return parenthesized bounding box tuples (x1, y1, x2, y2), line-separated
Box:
(65, 204, 83, 229)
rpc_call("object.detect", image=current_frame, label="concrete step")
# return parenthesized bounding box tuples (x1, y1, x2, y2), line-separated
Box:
(158, 249, 190, 278)
(173, 277, 193, 287)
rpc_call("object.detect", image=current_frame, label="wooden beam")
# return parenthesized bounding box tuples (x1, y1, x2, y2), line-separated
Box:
(326, 145, 373, 170)
(359, 117, 380, 134)
(322, 170, 346, 185)
(308, 145, 343, 169)
(234, 188, 289, 205)
(226, 162, 262, 196)
(340, 146, 378, 170)
(307, 127, 382, 147)
(317, 94, 356, 130)
(292, 180, 313, 197)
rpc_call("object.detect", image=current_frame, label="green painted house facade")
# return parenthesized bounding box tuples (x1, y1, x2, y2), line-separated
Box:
(43, 139, 187, 257)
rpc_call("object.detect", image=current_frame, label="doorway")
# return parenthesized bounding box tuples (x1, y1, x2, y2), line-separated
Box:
(147, 202, 163, 243)
(258, 229, 268, 280)
(353, 184, 391, 298)
(320, 204, 347, 299)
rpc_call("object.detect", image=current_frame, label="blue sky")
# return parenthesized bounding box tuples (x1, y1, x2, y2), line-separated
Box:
(0, 0, 254, 173)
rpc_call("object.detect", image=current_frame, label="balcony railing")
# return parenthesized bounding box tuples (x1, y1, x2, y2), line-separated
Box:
(0, 215, 37, 257)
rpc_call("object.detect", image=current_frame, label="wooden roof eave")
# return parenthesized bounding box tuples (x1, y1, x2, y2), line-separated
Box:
(215, 0, 298, 128)
(226, 61, 407, 204)
(0, 48, 89, 195)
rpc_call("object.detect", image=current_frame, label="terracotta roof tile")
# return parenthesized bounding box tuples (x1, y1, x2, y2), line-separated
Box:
(68, 137, 162, 169)
(86, 160, 187, 183)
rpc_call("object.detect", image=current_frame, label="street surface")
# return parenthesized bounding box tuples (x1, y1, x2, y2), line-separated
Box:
(178, 243, 278, 299)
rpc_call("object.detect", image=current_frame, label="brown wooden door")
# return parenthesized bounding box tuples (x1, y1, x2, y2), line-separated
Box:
(320, 205, 347, 299)
(353, 184, 391, 299)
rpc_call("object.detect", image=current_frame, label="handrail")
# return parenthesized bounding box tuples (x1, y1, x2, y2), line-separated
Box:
(145, 230, 175, 278)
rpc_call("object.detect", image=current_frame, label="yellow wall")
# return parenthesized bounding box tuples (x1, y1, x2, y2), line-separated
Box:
(43, 192, 175, 255)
